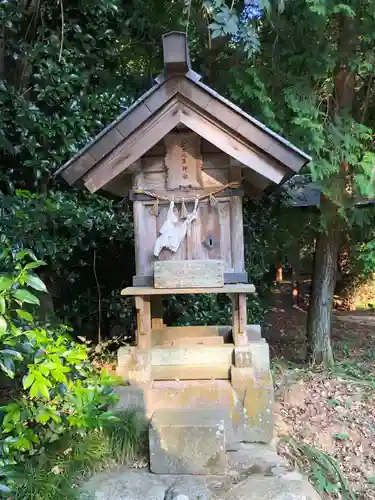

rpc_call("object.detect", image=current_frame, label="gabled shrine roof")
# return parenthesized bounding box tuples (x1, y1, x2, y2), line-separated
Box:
(56, 32, 311, 193)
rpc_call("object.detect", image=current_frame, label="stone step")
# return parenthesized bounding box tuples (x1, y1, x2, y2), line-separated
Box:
(114, 380, 241, 418)
(227, 443, 288, 474)
(149, 380, 236, 411)
(149, 408, 228, 475)
(150, 345, 234, 366)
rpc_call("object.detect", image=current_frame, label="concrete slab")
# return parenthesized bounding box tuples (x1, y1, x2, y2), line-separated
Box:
(149, 408, 227, 475)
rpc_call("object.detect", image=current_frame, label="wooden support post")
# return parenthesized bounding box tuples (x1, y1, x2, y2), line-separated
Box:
(231, 294, 239, 343)
(230, 197, 245, 272)
(238, 294, 247, 333)
(231, 293, 248, 346)
(151, 296, 164, 330)
(135, 295, 152, 349)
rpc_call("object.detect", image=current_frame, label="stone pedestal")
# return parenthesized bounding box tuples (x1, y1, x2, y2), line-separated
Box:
(149, 408, 227, 475)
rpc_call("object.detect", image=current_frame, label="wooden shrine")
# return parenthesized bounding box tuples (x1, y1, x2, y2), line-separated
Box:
(58, 32, 310, 473)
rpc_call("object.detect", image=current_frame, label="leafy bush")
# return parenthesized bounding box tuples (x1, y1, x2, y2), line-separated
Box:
(0, 249, 118, 495)
(9, 409, 148, 500)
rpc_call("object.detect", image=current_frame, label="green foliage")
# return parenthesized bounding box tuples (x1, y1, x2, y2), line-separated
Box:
(103, 409, 148, 464)
(9, 410, 147, 500)
(0, 251, 118, 494)
(281, 436, 356, 499)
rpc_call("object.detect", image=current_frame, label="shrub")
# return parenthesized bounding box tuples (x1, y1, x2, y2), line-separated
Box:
(9, 410, 148, 500)
(0, 249, 118, 495)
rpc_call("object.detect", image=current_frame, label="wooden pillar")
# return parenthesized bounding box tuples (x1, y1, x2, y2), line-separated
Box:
(230, 197, 245, 272)
(151, 296, 164, 330)
(132, 167, 147, 276)
(231, 293, 248, 345)
(135, 295, 152, 349)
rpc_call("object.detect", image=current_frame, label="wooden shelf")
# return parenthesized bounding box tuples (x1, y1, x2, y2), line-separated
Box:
(121, 284, 256, 296)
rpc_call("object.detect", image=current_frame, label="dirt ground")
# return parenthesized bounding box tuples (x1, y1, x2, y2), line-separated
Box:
(266, 284, 375, 499)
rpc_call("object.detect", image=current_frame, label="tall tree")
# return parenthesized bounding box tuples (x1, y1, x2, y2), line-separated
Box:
(215, 0, 375, 365)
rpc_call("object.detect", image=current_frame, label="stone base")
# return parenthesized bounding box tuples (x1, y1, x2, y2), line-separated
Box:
(149, 408, 227, 475)
(81, 448, 322, 499)
(115, 333, 275, 469)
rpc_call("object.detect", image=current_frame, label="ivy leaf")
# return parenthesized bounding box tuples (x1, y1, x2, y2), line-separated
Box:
(0, 296, 5, 315)
(0, 349, 23, 360)
(25, 275, 47, 293)
(0, 484, 11, 494)
(0, 316, 7, 335)
(0, 276, 13, 291)
(332, 4, 356, 17)
(30, 380, 50, 400)
(23, 373, 35, 390)
(13, 289, 40, 305)
(16, 309, 34, 323)
(0, 357, 15, 378)
(24, 260, 46, 270)
(36, 409, 51, 423)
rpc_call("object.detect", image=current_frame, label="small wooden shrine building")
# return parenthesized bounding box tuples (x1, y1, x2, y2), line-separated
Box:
(58, 32, 310, 475)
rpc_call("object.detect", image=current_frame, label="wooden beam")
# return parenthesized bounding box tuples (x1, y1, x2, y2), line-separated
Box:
(231, 294, 240, 343)
(129, 187, 244, 201)
(135, 296, 152, 349)
(132, 271, 248, 287)
(179, 101, 285, 184)
(230, 197, 245, 273)
(121, 284, 256, 296)
(83, 99, 181, 192)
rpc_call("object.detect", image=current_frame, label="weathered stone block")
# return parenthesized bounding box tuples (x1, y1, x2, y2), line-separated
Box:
(118, 347, 151, 370)
(234, 346, 253, 368)
(149, 408, 227, 474)
(164, 336, 224, 347)
(231, 366, 274, 443)
(247, 341, 270, 375)
(113, 386, 150, 416)
(151, 345, 233, 366)
(116, 348, 151, 385)
(246, 325, 262, 342)
(150, 380, 237, 411)
(231, 366, 256, 399)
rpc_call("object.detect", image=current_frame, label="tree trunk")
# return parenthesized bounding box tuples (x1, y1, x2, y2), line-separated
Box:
(307, 199, 341, 366)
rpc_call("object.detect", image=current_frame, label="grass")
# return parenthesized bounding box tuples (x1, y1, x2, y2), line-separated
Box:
(279, 436, 356, 499)
(10, 409, 148, 500)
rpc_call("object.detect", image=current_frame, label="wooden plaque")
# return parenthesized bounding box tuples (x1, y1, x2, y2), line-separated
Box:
(164, 132, 203, 189)
(154, 259, 224, 288)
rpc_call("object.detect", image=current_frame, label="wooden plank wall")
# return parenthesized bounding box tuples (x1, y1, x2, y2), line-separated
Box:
(132, 134, 238, 274)
(138, 199, 233, 272)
